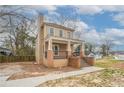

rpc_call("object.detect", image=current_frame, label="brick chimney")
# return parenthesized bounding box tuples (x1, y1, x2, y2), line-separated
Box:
(35, 15, 45, 64)
(37, 15, 44, 27)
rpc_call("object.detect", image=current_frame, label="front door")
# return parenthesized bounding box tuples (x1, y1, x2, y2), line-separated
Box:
(53, 44, 59, 56)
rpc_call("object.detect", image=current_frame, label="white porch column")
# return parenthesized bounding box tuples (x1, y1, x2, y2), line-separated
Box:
(67, 41, 71, 58)
(80, 42, 85, 58)
(48, 39, 52, 50)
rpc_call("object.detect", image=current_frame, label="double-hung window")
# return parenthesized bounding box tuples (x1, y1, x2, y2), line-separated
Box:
(60, 30, 63, 37)
(49, 28, 54, 36)
(67, 32, 73, 39)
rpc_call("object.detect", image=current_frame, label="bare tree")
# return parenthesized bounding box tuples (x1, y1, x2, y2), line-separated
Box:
(85, 42, 96, 55)
(100, 39, 114, 56)
(0, 6, 37, 55)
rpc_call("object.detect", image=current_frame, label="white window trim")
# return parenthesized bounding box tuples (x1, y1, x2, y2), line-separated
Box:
(48, 27, 54, 36)
(60, 30, 63, 37)
(67, 32, 70, 39)
(67, 32, 73, 39)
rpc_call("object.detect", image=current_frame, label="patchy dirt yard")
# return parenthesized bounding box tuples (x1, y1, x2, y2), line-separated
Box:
(38, 69, 124, 87)
(1, 57, 124, 87)
(0, 62, 77, 80)
(38, 57, 124, 87)
(0, 62, 25, 77)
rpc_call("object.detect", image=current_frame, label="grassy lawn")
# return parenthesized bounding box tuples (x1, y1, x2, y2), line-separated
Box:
(38, 57, 124, 87)
(95, 57, 115, 67)
(95, 56, 121, 68)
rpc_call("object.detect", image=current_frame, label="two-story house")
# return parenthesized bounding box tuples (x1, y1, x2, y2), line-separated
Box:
(35, 16, 94, 68)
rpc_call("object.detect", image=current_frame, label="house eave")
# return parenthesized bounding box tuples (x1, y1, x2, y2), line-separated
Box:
(44, 22, 75, 32)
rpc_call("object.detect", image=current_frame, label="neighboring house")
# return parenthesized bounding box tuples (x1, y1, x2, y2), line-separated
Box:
(35, 16, 94, 68)
(88, 52, 102, 60)
(95, 54, 102, 59)
(113, 51, 124, 60)
(0, 47, 13, 56)
(88, 52, 95, 57)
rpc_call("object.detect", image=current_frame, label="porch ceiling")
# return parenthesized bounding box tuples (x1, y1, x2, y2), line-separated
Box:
(52, 39, 68, 44)
(45, 37, 83, 44)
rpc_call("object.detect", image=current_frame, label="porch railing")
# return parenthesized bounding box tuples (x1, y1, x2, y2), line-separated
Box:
(53, 51, 68, 59)
(45, 51, 68, 59)
(45, 51, 80, 59)
(72, 52, 80, 57)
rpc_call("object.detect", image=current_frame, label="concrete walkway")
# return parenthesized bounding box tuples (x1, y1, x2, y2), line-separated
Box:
(0, 66, 104, 87)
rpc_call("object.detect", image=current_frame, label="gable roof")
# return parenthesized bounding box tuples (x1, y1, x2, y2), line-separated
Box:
(44, 22, 75, 32)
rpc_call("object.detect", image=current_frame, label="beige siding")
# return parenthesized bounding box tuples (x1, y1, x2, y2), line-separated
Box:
(44, 25, 47, 38)
(45, 25, 73, 39)
(64, 30, 67, 38)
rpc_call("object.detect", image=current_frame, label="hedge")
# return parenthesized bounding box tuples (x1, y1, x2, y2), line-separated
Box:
(0, 55, 35, 63)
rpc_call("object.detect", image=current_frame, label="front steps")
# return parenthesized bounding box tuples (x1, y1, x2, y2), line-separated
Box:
(80, 59, 90, 67)
(68, 56, 94, 68)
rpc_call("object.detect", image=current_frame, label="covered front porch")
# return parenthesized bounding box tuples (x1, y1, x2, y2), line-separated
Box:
(44, 38, 84, 68)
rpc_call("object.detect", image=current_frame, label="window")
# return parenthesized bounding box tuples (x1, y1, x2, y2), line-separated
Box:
(59, 30, 63, 37)
(67, 32, 70, 39)
(67, 32, 72, 39)
(52, 45, 59, 56)
(49, 28, 54, 36)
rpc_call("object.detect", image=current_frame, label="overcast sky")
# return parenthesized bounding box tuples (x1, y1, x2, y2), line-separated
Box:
(1, 5, 124, 51)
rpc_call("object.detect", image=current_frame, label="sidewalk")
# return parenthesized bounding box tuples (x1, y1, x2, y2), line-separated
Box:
(0, 66, 104, 87)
